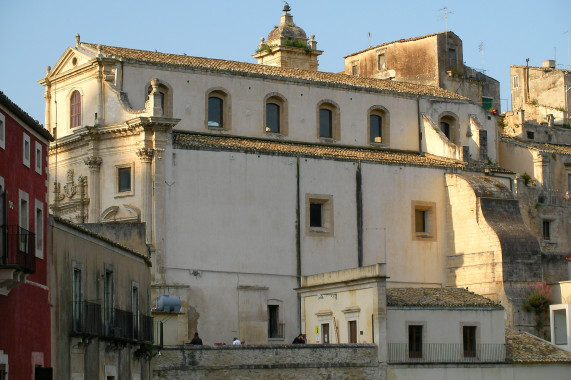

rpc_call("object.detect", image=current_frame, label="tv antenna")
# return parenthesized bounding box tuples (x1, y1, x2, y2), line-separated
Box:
(438, 6, 454, 32)
(479, 42, 485, 73)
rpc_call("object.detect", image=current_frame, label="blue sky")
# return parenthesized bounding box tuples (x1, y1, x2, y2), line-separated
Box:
(2, 0, 570, 123)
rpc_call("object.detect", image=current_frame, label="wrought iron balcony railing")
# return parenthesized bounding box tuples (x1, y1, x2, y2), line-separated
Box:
(72, 301, 103, 336)
(388, 343, 506, 363)
(71, 302, 155, 344)
(0, 225, 36, 274)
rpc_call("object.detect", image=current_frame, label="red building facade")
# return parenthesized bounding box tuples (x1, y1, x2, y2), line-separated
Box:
(0, 91, 53, 380)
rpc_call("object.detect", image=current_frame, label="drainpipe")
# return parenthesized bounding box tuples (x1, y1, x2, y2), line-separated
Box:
(417, 96, 423, 154)
(356, 161, 363, 267)
(296, 156, 302, 332)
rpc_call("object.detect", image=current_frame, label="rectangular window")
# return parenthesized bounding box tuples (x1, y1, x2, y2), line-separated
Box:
(567, 173, 571, 192)
(463, 326, 477, 357)
(377, 52, 386, 70)
(412, 201, 436, 240)
(104, 267, 114, 335)
(513, 75, 519, 88)
(266, 103, 280, 133)
(132, 283, 140, 340)
(73, 266, 82, 332)
(447, 48, 457, 69)
(553, 309, 568, 345)
(0, 113, 5, 150)
(542, 220, 551, 240)
(309, 203, 322, 227)
(306, 194, 334, 236)
(351, 62, 359, 76)
(118, 167, 131, 193)
(482, 97, 493, 111)
(268, 305, 280, 338)
(370, 115, 382, 143)
(23, 133, 30, 167)
(322, 323, 330, 344)
(348, 320, 357, 343)
(35, 200, 43, 258)
(35, 142, 42, 175)
(208, 96, 223, 127)
(319, 108, 333, 138)
(408, 325, 423, 358)
(527, 131, 534, 140)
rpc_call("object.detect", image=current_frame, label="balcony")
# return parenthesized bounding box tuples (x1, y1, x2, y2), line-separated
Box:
(388, 343, 506, 363)
(0, 225, 36, 295)
(72, 301, 103, 336)
(71, 303, 155, 344)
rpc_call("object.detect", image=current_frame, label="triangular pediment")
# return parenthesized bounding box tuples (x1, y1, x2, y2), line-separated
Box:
(42, 46, 97, 81)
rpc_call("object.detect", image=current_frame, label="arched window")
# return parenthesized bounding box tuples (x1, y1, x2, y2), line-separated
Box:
(208, 96, 223, 127)
(206, 89, 231, 130)
(319, 109, 332, 138)
(266, 103, 280, 133)
(317, 100, 340, 140)
(438, 113, 459, 144)
(70, 90, 81, 128)
(368, 106, 389, 146)
(264, 93, 288, 135)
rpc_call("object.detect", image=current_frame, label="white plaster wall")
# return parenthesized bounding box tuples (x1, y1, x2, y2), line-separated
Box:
(362, 164, 447, 286)
(163, 148, 299, 344)
(302, 286, 378, 344)
(387, 308, 505, 345)
(499, 143, 536, 180)
(299, 158, 358, 274)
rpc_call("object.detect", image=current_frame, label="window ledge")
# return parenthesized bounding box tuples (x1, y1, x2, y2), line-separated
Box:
(115, 192, 134, 199)
(207, 126, 228, 133)
(319, 137, 337, 144)
(414, 233, 434, 239)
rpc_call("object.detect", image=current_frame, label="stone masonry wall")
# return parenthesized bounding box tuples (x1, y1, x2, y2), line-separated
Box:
(153, 344, 381, 380)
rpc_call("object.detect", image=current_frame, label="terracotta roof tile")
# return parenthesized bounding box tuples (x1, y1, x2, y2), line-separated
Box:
(173, 132, 466, 169)
(506, 328, 571, 363)
(387, 288, 503, 309)
(501, 136, 571, 156)
(80, 43, 467, 100)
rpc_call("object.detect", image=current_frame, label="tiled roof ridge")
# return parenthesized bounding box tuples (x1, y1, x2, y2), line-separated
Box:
(51, 215, 151, 266)
(386, 287, 504, 309)
(501, 136, 571, 155)
(79, 43, 468, 100)
(506, 328, 571, 363)
(344, 31, 447, 58)
(172, 131, 466, 169)
(0, 90, 54, 141)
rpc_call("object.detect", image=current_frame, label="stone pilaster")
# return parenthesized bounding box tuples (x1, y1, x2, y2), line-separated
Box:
(137, 148, 155, 244)
(149, 78, 163, 117)
(83, 156, 102, 222)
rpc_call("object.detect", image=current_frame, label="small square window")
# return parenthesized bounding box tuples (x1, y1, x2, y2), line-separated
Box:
(306, 194, 333, 236)
(118, 167, 131, 192)
(412, 201, 436, 241)
(527, 131, 534, 140)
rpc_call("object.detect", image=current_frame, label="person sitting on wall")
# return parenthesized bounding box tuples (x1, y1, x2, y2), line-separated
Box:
(189, 332, 203, 345)
(292, 334, 305, 344)
(232, 337, 241, 345)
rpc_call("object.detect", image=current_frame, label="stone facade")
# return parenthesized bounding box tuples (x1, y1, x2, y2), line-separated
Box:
(344, 31, 501, 112)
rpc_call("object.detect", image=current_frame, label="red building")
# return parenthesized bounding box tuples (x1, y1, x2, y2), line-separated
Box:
(0, 91, 53, 380)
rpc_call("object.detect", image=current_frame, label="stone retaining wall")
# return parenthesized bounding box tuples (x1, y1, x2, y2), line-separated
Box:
(153, 344, 382, 380)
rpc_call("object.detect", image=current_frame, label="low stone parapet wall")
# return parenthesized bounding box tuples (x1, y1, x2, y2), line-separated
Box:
(153, 344, 381, 380)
